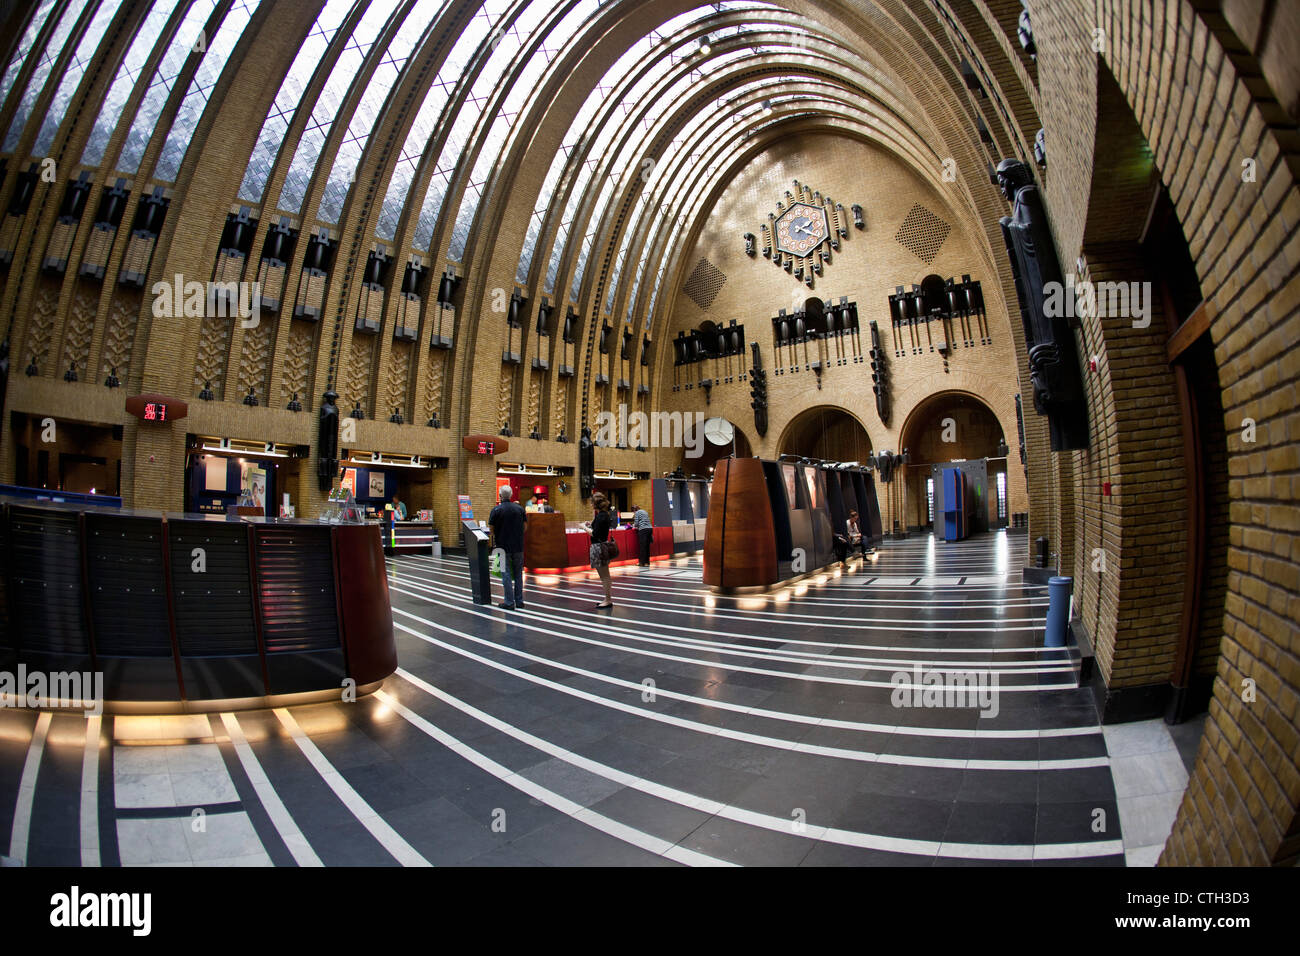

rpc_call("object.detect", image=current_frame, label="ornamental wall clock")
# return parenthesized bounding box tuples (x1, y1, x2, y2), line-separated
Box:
(749, 180, 863, 289)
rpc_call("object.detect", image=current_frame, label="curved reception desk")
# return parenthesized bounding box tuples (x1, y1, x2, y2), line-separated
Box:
(0, 498, 397, 712)
(522, 511, 673, 572)
(704, 457, 882, 591)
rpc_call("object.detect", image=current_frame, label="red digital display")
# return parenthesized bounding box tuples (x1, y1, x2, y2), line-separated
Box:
(477, 440, 494, 455)
(143, 402, 167, 422)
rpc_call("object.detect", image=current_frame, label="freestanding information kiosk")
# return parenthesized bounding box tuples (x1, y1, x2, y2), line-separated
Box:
(463, 519, 492, 604)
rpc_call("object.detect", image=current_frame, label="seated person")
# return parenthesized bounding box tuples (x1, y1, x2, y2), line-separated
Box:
(846, 510, 867, 555)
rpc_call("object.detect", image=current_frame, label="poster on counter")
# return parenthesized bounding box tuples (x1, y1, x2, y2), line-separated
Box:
(457, 494, 474, 520)
(241, 462, 267, 512)
(340, 468, 356, 497)
(368, 470, 386, 498)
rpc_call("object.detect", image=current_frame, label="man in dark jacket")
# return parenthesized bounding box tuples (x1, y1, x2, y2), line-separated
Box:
(488, 486, 528, 609)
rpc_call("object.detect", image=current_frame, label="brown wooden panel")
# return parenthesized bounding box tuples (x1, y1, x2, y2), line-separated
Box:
(703, 458, 778, 589)
(523, 511, 569, 569)
(333, 523, 397, 685)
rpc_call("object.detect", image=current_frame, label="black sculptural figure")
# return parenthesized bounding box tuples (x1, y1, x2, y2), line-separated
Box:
(317, 388, 340, 492)
(749, 342, 768, 437)
(996, 158, 1089, 450)
(579, 424, 595, 499)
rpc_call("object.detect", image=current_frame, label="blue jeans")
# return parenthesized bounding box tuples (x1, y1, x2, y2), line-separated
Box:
(500, 551, 525, 606)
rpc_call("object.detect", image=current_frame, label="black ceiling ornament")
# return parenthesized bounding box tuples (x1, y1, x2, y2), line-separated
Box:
(350, 402, 364, 420)
(198, 380, 214, 401)
(389, 407, 403, 424)
(104, 366, 120, 389)
(64, 362, 77, 382)
(286, 391, 302, 412)
(317, 388, 339, 492)
(578, 425, 595, 499)
(242, 386, 258, 406)
(748, 342, 768, 437)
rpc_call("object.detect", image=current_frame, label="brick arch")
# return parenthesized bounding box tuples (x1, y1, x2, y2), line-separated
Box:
(775, 403, 876, 462)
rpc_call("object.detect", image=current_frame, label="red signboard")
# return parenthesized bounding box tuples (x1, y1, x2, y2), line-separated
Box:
(126, 393, 188, 423)
(461, 434, 507, 455)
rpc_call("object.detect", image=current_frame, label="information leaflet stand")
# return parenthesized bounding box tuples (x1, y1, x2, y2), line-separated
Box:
(463, 519, 492, 604)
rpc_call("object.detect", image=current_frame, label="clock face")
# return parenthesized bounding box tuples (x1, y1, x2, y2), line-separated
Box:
(774, 202, 829, 256)
(704, 417, 735, 446)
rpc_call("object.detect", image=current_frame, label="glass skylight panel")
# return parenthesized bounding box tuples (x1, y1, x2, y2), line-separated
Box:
(31, 0, 127, 156)
(237, 0, 354, 202)
(376, 0, 509, 241)
(0, 0, 59, 118)
(316, 0, 448, 224)
(413, 0, 556, 252)
(446, 0, 599, 261)
(81, 0, 185, 167)
(117, 0, 218, 174)
(1, 0, 83, 152)
(512, 2, 768, 284)
(154, 0, 261, 182)
(277, 0, 400, 214)
(555, 42, 758, 297)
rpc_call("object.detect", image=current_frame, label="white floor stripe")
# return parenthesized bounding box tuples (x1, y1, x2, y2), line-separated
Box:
(220, 713, 322, 867)
(8, 711, 51, 863)
(390, 572, 1072, 677)
(373, 690, 732, 867)
(394, 568, 1066, 655)
(272, 708, 429, 867)
(392, 622, 1105, 771)
(81, 715, 101, 867)
(394, 669, 1123, 862)
(388, 605, 1097, 739)
(400, 556, 1050, 616)
(389, 583, 1073, 692)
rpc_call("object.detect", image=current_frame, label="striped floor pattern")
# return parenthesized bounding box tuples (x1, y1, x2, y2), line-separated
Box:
(1, 531, 1136, 866)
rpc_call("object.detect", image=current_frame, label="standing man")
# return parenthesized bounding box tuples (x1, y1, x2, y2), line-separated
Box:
(632, 503, 653, 567)
(488, 485, 528, 610)
(391, 493, 407, 521)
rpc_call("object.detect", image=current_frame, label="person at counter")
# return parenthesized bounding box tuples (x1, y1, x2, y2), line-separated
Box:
(390, 493, 407, 521)
(488, 485, 527, 610)
(632, 503, 652, 567)
(583, 492, 615, 609)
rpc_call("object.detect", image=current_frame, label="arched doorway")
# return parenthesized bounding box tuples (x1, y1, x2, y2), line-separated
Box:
(898, 391, 1007, 531)
(777, 405, 873, 463)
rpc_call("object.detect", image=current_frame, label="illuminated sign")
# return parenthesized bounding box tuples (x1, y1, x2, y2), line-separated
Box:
(126, 393, 188, 423)
(477, 440, 494, 455)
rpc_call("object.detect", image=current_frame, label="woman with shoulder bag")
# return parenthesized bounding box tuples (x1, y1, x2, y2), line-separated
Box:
(583, 492, 615, 609)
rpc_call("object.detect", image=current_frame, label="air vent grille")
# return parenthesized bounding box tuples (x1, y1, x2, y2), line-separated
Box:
(894, 204, 951, 264)
(683, 257, 726, 310)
